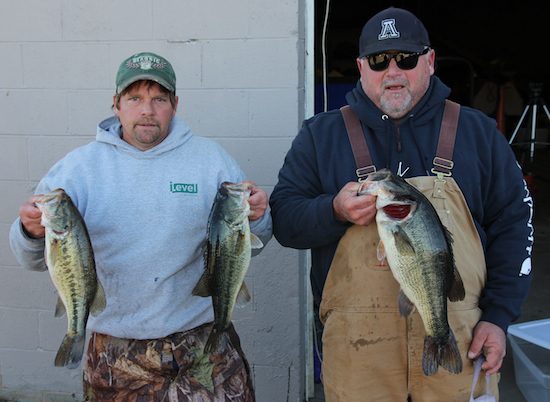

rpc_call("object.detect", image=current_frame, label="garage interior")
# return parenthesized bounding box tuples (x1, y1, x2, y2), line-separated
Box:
(310, 2, 550, 401)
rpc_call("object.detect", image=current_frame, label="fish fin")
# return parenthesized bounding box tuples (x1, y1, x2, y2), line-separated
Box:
(376, 240, 386, 262)
(443, 225, 454, 245)
(398, 290, 415, 316)
(422, 332, 463, 376)
(393, 226, 415, 255)
(193, 240, 218, 297)
(54, 297, 66, 318)
(448, 267, 466, 302)
(236, 282, 252, 306)
(250, 233, 264, 249)
(192, 270, 213, 297)
(422, 336, 440, 376)
(438, 330, 463, 374)
(204, 327, 228, 354)
(54, 333, 85, 369)
(90, 280, 107, 316)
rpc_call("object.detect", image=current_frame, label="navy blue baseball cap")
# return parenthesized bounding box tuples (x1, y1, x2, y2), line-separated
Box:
(359, 7, 430, 57)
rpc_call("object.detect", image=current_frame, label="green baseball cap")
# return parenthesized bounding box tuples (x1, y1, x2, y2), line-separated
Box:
(116, 52, 176, 93)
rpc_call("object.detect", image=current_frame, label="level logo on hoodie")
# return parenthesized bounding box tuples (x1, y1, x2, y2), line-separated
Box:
(170, 182, 198, 194)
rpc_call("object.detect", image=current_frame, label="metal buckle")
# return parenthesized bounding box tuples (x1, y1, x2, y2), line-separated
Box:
(356, 165, 376, 182)
(431, 157, 453, 178)
(430, 168, 451, 179)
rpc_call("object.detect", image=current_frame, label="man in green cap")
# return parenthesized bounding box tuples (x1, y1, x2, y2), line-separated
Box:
(9, 52, 272, 401)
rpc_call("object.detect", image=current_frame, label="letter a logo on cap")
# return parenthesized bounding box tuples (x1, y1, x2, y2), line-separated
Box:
(378, 18, 400, 40)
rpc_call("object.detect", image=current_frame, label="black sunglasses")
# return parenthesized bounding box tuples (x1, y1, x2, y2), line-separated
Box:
(366, 48, 430, 72)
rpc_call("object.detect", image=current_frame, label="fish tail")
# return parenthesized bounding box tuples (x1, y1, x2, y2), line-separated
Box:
(54, 333, 85, 369)
(422, 331, 463, 376)
(438, 330, 463, 374)
(422, 336, 439, 375)
(204, 327, 230, 354)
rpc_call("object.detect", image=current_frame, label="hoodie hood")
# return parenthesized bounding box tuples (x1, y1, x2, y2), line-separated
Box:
(345, 75, 451, 130)
(96, 116, 193, 158)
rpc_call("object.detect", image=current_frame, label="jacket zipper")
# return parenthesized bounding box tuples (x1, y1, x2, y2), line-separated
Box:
(396, 125, 402, 152)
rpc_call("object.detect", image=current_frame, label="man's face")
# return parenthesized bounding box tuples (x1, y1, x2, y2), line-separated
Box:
(113, 81, 178, 151)
(356, 49, 435, 119)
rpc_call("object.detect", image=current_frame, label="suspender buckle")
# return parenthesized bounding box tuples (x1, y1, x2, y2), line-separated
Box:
(357, 165, 376, 182)
(431, 157, 453, 177)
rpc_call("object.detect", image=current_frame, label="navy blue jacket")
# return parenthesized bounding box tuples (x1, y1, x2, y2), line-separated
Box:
(270, 76, 534, 332)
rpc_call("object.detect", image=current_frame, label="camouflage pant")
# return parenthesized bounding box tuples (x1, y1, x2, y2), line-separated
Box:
(83, 323, 255, 402)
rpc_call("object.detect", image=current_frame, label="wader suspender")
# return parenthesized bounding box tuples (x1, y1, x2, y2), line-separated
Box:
(340, 100, 461, 179)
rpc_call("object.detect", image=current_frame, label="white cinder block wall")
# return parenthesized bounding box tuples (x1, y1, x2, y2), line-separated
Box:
(0, 1, 306, 401)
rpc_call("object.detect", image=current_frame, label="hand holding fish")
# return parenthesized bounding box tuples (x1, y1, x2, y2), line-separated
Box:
(19, 196, 46, 239)
(468, 321, 506, 375)
(244, 181, 268, 221)
(333, 181, 377, 225)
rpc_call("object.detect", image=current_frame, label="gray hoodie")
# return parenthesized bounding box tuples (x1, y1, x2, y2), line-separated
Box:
(10, 116, 272, 339)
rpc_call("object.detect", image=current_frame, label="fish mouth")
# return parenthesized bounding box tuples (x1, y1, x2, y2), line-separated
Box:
(34, 189, 65, 213)
(34, 189, 70, 232)
(34, 188, 64, 204)
(366, 170, 393, 182)
(221, 182, 252, 198)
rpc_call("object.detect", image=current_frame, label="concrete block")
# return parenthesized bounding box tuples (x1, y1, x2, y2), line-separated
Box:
(178, 89, 248, 138)
(0, 44, 23, 88)
(0, 137, 29, 180)
(0, 389, 82, 402)
(0, 90, 68, 135)
(154, 0, 249, 40)
(0, 0, 62, 41)
(238, 245, 302, 366)
(22, 43, 111, 89)
(252, 364, 302, 402)
(203, 39, 299, 89)
(0, 181, 37, 224)
(0, 308, 39, 349)
(249, 89, 300, 137)
(67, 90, 113, 137)
(0, 223, 19, 266)
(39, 310, 73, 352)
(28, 136, 94, 181)
(216, 137, 295, 186)
(0, 267, 56, 310)
(249, 0, 300, 38)
(63, 0, 152, 41)
(43, 391, 83, 402)
(164, 42, 203, 90)
(0, 349, 82, 392)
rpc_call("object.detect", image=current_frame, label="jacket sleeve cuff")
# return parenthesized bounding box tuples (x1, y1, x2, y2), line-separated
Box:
(479, 308, 513, 333)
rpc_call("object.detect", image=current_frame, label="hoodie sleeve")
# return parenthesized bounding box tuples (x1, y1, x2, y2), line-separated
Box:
(477, 126, 534, 332)
(270, 120, 351, 250)
(8, 171, 60, 272)
(9, 218, 48, 272)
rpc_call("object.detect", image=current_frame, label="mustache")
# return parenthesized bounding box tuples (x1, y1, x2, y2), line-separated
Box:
(382, 79, 408, 88)
(135, 119, 159, 126)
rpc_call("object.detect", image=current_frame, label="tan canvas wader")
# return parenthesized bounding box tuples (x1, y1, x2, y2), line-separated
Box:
(319, 102, 499, 402)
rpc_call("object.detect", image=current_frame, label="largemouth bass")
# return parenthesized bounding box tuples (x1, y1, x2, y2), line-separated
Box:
(193, 182, 263, 353)
(359, 169, 465, 375)
(35, 188, 106, 368)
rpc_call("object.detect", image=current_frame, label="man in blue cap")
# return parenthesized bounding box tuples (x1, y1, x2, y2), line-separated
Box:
(10, 51, 272, 401)
(270, 7, 533, 401)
